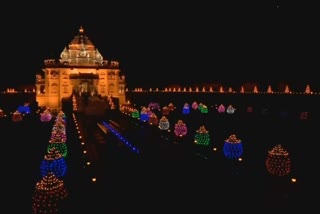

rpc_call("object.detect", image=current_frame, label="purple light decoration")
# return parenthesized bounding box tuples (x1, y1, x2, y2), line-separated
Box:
(174, 120, 188, 137)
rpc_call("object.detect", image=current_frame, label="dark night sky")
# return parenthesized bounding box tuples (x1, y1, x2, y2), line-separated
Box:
(1, 2, 319, 89)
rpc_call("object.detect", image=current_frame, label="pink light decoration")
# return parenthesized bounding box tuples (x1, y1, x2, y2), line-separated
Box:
(217, 104, 225, 113)
(192, 101, 198, 110)
(174, 120, 188, 137)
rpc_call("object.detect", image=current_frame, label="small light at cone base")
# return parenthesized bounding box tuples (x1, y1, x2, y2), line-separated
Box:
(92, 178, 96, 182)
(213, 147, 217, 151)
(79, 136, 82, 139)
(238, 157, 242, 161)
(81, 142, 85, 145)
(291, 178, 297, 183)
(86, 162, 91, 165)
(83, 150, 87, 154)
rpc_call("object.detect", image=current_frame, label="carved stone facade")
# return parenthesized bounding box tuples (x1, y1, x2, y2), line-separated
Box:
(35, 26, 126, 110)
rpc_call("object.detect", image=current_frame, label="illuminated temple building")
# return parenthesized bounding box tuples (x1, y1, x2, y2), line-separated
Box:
(35, 26, 126, 110)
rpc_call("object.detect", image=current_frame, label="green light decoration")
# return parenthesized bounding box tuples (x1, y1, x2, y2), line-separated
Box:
(194, 125, 210, 146)
(47, 143, 68, 158)
(200, 105, 208, 114)
(131, 109, 140, 119)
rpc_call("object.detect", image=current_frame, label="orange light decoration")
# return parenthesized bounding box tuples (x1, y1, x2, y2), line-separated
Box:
(148, 113, 159, 126)
(162, 106, 170, 116)
(167, 103, 175, 111)
(32, 172, 68, 214)
(12, 110, 23, 122)
(0, 108, 6, 118)
(265, 144, 291, 176)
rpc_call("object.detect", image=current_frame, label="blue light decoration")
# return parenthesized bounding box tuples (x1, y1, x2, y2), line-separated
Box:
(182, 103, 190, 115)
(40, 147, 67, 178)
(140, 108, 149, 122)
(223, 134, 243, 159)
(17, 102, 31, 114)
(194, 125, 210, 146)
(102, 121, 140, 154)
(174, 119, 188, 137)
(265, 144, 291, 176)
(226, 105, 236, 114)
(158, 116, 170, 131)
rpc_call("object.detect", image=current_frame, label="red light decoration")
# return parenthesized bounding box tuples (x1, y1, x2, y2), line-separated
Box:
(174, 120, 188, 137)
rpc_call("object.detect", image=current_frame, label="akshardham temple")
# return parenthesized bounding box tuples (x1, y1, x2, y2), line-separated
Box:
(35, 26, 126, 110)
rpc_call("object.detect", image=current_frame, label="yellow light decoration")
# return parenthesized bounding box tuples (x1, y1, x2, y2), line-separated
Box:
(265, 144, 291, 176)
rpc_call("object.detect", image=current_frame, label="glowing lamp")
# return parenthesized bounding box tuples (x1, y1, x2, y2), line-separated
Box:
(17, 104, 31, 114)
(0, 109, 6, 118)
(194, 125, 210, 146)
(174, 120, 188, 137)
(266, 144, 291, 176)
(223, 134, 243, 159)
